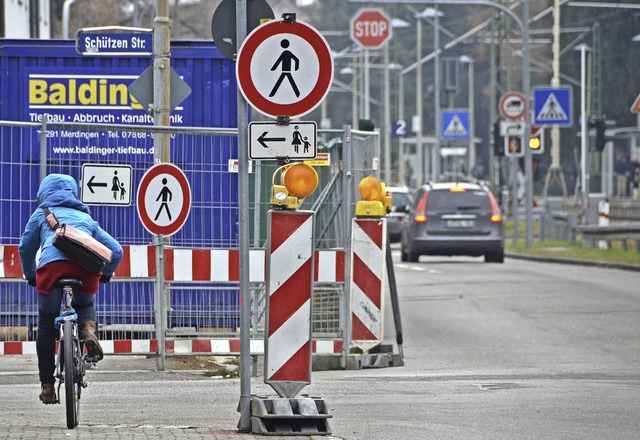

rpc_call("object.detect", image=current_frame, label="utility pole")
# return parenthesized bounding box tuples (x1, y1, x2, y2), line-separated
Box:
(151, 0, 171, 372)
(544, 0, 568, 198)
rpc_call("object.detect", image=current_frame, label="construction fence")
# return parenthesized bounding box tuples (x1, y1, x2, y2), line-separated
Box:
(0, 119, 380, 355)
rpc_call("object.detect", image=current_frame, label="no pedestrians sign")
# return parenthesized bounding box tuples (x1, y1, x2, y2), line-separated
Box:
(236, 19, 333, 119)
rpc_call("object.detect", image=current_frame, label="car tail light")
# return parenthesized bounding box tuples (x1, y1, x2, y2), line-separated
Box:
(414, 193, 428, 223)
(487, 191, 503, 223)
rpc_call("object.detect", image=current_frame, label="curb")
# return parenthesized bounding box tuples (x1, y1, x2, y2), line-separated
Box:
(506, 251, 640, 272)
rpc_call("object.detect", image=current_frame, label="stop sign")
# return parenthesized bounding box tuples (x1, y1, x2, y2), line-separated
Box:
(350, 8, 392, 49)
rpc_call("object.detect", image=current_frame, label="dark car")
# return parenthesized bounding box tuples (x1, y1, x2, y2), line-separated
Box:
(400, 181, 504, 263)
(386, 186, 413, 243)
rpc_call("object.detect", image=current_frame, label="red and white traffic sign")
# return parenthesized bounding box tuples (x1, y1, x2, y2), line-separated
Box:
(137, 163, 191, 236)
(236, 19, 334, 119)
(350, 8, 392, 49)
(499, 91, 527, 120)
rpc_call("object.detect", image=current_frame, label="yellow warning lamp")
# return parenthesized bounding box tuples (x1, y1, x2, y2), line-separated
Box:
(355, 175, 392, 218)
(270, 162, 319, 210)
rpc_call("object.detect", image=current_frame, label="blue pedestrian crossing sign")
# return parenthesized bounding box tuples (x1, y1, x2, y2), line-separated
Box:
(441, 110, 470, 140)
(533, 86, 572, 127)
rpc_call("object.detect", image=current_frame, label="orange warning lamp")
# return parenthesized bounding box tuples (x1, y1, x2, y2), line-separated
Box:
(355, 175, 392, 217)
(271, 162, 318, 210)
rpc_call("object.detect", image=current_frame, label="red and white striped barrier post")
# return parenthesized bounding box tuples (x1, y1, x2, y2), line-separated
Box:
(350, 217, 387, 352)
(349, 175, 391, 353)
(598, 199, 610, 249)
(265, 210, 315, 398)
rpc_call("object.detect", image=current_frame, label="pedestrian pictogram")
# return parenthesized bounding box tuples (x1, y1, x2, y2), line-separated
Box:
(81, 164, 132, 206)
(441, 110, 470, 140)
(269, 39, 300, 98)
(236, 18, 333, 118)
(137, 163, 191, 236)
(533, 86, 572, 127)
(249, 121, 317, 160)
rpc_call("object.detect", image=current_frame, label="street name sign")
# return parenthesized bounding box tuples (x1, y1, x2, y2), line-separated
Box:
(236, 19, 333, 118)
(137, 163, 191, 236)
(249, 121, 317, 160)
(81, 163, 132, 206)
(76, 27, 153, 56)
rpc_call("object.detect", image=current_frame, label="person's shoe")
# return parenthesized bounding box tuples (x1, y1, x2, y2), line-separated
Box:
(81, 321, 104, 361)
(39, 383, 57, 404)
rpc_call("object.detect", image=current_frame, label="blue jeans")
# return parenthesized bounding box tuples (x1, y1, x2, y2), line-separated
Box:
(37, 287, 96, 384)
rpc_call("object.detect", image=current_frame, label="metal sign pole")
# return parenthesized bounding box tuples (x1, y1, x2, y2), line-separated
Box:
(235, 0, 252, 432)
(152, 0, 171, 371)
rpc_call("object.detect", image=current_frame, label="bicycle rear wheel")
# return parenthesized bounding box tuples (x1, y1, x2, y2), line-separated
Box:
(63, 321, 79, 429)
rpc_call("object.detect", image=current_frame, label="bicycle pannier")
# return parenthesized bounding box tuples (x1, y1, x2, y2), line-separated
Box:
(42, 208, 113, 274)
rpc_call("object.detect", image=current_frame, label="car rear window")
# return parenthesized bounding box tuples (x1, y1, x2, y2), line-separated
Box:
(391, 192, 411, 207)
(426, 189, 491, 210)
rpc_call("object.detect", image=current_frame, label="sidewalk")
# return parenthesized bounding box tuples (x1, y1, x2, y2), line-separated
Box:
(0, 354, 342, 439)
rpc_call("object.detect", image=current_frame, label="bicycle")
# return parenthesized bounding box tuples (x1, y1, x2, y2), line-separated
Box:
(53, 278, 97, 429)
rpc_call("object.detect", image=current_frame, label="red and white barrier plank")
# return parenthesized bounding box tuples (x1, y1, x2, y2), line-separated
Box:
(265, 210, 315, 398)
(350, 218, 386, 352)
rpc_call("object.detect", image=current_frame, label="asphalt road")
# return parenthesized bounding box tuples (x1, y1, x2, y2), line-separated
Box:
(1, 252, 639, 439)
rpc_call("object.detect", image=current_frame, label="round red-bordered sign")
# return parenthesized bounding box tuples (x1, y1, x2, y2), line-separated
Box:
(236, 19, 334, 119)
(499, 91, 527, 120)
(137, 163, 191, 236)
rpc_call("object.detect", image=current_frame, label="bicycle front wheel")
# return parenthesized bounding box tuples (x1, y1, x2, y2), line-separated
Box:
(63, 321, 79, 429)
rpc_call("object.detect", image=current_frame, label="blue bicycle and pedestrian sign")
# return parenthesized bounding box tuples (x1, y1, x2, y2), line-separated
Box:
(533, 86, 573, 127)
(441, 110, 470, 140)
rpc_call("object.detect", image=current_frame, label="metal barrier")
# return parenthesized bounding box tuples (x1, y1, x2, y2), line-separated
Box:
(0, 120, 381, 357)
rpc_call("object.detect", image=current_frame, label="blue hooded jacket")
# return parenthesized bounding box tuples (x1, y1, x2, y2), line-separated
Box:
(18, 174, 123, 279)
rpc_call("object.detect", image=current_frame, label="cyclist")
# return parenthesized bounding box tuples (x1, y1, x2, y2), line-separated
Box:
(18, 174, 123, 405)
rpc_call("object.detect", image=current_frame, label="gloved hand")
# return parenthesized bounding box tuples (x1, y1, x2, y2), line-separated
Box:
(99, 274, 111, 284)
(26, 277, 37, 287)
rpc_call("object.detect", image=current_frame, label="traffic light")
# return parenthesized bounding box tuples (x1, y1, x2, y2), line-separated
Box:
(355, 175, 392, 218)
(529, 130, 544, 154)
(588, 116, 610, 152)
(594, 119, 606, 151)
(270, 163, 319, 210)
(504, 135, 523, 157)
(493, 120, 504, 157)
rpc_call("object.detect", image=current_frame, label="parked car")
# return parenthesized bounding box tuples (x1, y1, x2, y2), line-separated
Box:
(386, 186, 413, 243)
(400, 181, 505, 263)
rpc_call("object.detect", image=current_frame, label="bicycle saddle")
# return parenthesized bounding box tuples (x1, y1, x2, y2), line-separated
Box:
(54, 278, 84, 289)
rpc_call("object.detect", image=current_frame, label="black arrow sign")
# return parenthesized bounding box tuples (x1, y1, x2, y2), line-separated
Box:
(87, 175, 107, 194)
(258, 131, 286, 149)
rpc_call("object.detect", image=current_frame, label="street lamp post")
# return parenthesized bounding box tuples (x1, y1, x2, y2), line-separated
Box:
(459, 55, 475, 172)
(414, 7, 444, 187)
(432, 7, 442, 181)
(384, 18, 410, 185)
(574, 43, 591, 222)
